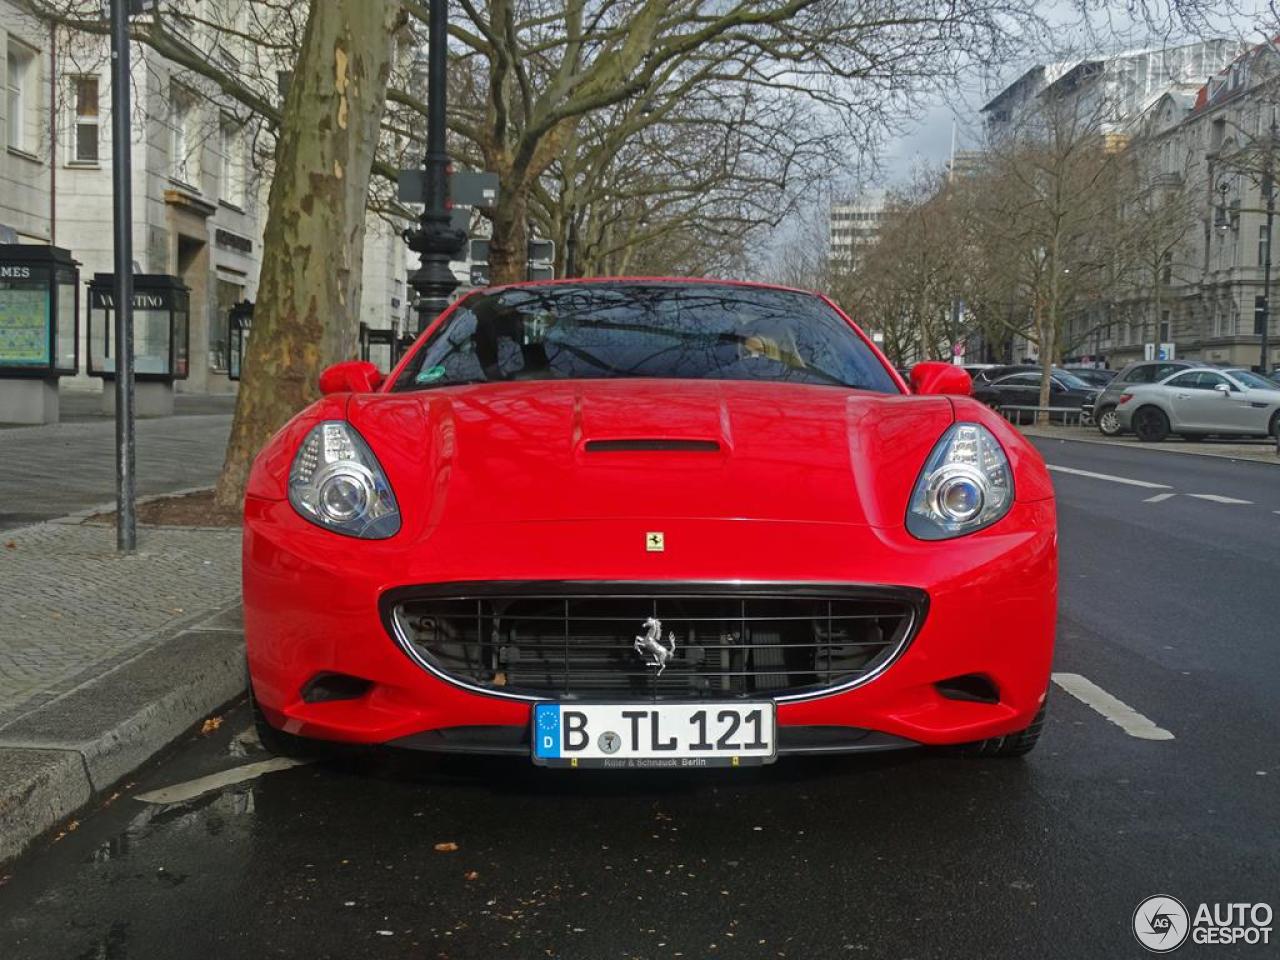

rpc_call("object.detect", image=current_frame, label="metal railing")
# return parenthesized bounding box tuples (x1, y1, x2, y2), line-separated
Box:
(997, 405, 1088, 427)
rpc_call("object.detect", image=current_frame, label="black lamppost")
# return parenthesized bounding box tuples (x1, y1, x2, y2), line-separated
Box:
(405, 0, 466, 333)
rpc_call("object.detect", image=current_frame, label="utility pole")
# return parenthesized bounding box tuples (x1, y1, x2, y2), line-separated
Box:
(405, 0, 466, 333)
(109, 0, 136, 552)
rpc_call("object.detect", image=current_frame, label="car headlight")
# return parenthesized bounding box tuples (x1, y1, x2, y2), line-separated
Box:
(288, 421, 400, 538)
(907, 423, 1013, 540)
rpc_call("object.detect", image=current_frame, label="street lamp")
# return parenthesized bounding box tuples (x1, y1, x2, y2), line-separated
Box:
(404, 0, 467, 333)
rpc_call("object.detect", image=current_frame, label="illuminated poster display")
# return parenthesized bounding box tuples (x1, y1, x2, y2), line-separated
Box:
(0, 286, 50, 366)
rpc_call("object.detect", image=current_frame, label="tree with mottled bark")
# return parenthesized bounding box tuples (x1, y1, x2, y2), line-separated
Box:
(212, 0, 405, 507)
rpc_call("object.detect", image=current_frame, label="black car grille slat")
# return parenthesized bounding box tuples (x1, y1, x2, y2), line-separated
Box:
(388, 587, 920, 702)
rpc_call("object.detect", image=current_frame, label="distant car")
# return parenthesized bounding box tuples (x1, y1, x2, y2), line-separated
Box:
(971, 370, 1099, 422)
(1116, 367, 1280, 442)
(1062, 367, 1116, 388)
(1089, 360, 1200, 436)
(970, 364, 1039, 386)
(1267, 369, 1280, 386)
(962, 363, 1000, 379)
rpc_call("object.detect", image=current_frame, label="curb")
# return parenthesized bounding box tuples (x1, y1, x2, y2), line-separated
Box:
(0, 603, 247, 865)
(1021, 428, 1280, 466)
(44, 484, 217, 527)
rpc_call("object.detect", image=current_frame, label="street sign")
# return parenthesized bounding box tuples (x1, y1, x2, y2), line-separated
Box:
(398, 170, 500, 208)
(450, 208, 471, 233)
(452, 172, 499, 208)
(528, 238, 554, 262)
(1158, 342, 1176, 360)
(469, 239, 491, 263)
(100, 0, 154, 16)
(528, 264, 554, 281)
(469, 264, 490, 287)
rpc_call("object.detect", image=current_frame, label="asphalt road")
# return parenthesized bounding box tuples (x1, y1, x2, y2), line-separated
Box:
(0, 396, 233, 531)
(1, 437, 1277, 958)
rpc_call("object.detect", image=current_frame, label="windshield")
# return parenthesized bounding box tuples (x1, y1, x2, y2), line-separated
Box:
(1226, 369, 1276, 390)
(1053, 371, 1091, 390)
(391, 283, 899, 394)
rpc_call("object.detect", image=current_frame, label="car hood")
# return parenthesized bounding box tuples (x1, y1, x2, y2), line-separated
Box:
(345, 380, 955, 530)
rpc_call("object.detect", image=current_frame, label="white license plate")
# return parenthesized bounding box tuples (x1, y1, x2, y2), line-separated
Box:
(532, 702, 776, 768)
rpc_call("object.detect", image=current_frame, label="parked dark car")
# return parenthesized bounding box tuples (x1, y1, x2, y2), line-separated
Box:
(969, 364, 1040, 386)
(1062, 366, 1116, 387)
(971, 370, 1099, 422)
(1089, 360, 1199, 436)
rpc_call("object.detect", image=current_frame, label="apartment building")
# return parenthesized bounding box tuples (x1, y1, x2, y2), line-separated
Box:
(828, 192, 887, 271)
(0, 0, 408, 398)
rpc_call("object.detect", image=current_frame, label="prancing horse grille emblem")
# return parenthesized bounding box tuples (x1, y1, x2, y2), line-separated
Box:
(634, 617, 677, 675)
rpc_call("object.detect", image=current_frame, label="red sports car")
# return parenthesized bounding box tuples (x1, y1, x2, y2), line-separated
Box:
(244, 279, 1055, 767)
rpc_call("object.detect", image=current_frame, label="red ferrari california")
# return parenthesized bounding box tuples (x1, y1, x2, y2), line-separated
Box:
(244, 279, 1055, 767)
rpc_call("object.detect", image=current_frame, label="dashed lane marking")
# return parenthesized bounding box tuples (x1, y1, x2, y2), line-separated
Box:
(1187, 493, 1253, 505)
(1144, 493, 1176, 503)
(1052, 673, 1175, 741)
(134, 756, 311, 805)
(1045, 465, 1172, 489)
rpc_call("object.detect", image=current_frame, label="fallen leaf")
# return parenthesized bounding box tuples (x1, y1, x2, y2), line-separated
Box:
(200, 716, 223, 735)
(4, 541, 15, 550)
(434, 842, 459, 853)
(464, 870, 479, 881)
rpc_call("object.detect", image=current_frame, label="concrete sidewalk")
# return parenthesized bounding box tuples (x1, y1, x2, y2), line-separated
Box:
(0, 514, 244, 864)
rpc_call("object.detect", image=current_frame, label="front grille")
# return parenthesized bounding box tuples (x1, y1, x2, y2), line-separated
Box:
(385, 583, 924, 702)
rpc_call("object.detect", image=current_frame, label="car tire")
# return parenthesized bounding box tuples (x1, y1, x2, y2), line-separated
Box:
(1270, 411, 1280, 439)
(1132, 406, 1170, 443)
(957, 703, 1047, 758)
(1096, 406, 1121, 436)
(250, 683, 322, 760)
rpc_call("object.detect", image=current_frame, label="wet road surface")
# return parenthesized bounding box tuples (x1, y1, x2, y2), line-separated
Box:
(1, 437, 1277, 958)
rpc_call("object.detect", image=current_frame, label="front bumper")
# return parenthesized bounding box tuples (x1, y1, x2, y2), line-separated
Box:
(244, 498, 1057, 753)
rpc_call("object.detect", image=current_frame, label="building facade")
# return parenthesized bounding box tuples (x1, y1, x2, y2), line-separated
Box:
(828, 192, 887, 271)
(0, 0, 409, 399)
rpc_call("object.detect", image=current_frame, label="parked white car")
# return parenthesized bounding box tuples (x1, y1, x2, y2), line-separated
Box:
(1116, 367, 1280, 442)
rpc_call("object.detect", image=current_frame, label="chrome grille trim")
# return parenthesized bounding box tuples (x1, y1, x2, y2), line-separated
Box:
(381, 581, 927, 704)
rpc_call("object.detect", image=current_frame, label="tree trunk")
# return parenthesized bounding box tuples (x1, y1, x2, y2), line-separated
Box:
(213, 0, 403, 509)
(488, 181, 529, 285)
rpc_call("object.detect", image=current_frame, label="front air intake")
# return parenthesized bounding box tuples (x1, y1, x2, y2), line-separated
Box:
(383, 582, 926, 703)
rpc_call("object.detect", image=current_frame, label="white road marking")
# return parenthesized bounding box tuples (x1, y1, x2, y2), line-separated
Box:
(1045, 465, 1171, 489)
(1052, 673, 1175, 741)
(134, 756, 310, 805)
(1143, 493, 1176, 503)
(1187, 493, 1253, 505)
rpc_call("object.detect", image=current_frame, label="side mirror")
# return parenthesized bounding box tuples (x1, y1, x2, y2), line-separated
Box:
(1214, 382, 1232, 397)
(909, 361, 972, 397)
(319, 360, 384, 395)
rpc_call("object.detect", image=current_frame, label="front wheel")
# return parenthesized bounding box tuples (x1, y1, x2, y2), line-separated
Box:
(957, 704, 1047, 758)
(1269, 410, 1280, 439)
(1096, 406, 1122, 437)
(1132, 406, 1170, 443)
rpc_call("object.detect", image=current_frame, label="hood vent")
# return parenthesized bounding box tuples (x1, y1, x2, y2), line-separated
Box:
(584, 438, 721, 453)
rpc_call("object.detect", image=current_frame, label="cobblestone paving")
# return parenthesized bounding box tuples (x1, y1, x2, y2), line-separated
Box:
(0, 522, 241, 727)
